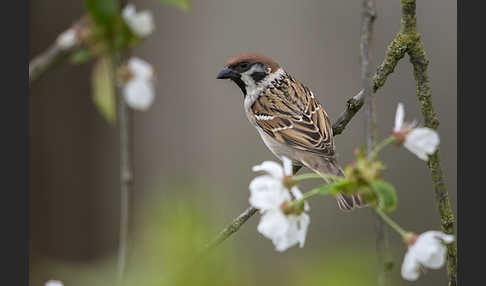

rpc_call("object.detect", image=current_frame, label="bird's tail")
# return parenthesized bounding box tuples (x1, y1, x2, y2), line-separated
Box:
(305, 156, 366, 211)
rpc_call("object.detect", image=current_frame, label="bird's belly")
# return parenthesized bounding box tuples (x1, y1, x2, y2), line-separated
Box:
(256, 128, 301, 164)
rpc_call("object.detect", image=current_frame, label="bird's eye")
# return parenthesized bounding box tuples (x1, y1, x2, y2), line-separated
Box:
(239, 62, 250, 70)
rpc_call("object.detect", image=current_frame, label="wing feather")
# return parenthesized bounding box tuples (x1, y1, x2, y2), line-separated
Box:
(251, 75, 335, 156)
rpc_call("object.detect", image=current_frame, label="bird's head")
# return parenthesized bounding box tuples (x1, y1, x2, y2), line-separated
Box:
(217, 53, 281, 96)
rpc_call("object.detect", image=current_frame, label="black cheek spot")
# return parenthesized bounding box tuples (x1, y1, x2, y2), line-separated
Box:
(251, 72, 267, 83)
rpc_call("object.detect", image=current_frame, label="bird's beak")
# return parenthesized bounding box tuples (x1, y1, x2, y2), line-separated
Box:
(216, 67, 238, 79)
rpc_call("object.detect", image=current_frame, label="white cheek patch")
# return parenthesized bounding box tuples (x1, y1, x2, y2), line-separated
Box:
(240, 64, 265, 91)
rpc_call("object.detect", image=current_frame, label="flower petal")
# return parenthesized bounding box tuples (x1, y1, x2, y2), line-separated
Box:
(122, 4, 136, 18)
(122, 4, 154, 37)
(394, 103, 405, 131)
(249, 176, 290, 211)
(294, 213, 310, 247)
(252, 161, 284, 179)
(401, 250, 421, 281)
(281, 156, 293, 176)
(257, 210, 289, 247)
(123, 78, 155, 111)
(275, 213, 310, 252)
(412, 231, 453, 269)
(128, 57, 154, 80)
(404, 128, 440, 160)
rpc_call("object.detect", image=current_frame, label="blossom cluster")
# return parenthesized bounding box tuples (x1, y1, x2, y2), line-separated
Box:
(121, 57, 156, 111)
(249, 157, 310, 252)
(120, 4, 156, 111)
(122, 4, 154, 38)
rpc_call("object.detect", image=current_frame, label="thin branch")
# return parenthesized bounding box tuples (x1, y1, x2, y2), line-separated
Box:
(399, 1, 457, 285)
(29, 41, 72, 83)
(333, 21, 409, 136)
(116, 54, 133, 286)
(202, 206, 258, 253)
(29, 20, 85, 83)
(361, 0, 377, 151)
(332, 89, 364, 136)
(360, 1, 391, 286)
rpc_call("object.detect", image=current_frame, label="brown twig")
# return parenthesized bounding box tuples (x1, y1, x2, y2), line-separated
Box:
(29, 19, 86, 83)
(29, 41, 72, 83)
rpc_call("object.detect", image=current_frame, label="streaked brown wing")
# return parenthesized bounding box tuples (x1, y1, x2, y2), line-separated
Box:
(251, 75, 335, 156)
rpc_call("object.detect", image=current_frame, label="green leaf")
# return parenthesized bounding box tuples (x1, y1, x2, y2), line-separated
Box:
(69, 49, 92, 64)
(161, 0, 191, 12)
(370, 180, 397, 212)
(92, 56, 116, 123)
(85, 0, 119, 25)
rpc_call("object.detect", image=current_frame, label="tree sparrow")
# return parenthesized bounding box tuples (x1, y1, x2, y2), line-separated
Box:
(217, 53, 365, 211)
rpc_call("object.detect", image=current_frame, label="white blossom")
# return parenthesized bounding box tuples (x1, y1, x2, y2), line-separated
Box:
(393, 103, 440, 160)
(123, 79, 154, 111)
(122, 57, 155, 111)
(45, 280, 63, 286)
(249, 156, 310, 252)
(128, 57, 154, 80)
(122, 4, 154, 37)
(56, 29, 78, 50)
(401, 231, 455, 281)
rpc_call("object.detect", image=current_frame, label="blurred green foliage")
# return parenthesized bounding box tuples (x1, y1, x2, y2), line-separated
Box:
(161, 0, 191, 12)
(290, 248, 379, 286)
(31, 186, 395, 286)
(370, 180, 398, 212)
(85, 0, 119, 26)
(33, 192, 252, 286)
(123, 194, 250, 286)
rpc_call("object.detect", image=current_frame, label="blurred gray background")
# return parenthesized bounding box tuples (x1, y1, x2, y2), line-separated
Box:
(29, 0, 456, 285)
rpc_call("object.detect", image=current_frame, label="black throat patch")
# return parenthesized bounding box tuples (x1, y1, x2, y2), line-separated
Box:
(231, 76, 247, 96)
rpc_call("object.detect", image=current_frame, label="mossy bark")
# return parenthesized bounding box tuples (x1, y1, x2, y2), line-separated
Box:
(402, 1, 457, 285)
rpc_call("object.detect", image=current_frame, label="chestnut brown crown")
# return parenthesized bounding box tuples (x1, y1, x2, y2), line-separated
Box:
(224, 53, 280, 73)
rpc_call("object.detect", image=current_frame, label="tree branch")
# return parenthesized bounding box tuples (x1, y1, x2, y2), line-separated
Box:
(361, 0, 377, 151)
(202, 206, 258, 253)
(333, 11, 410, 136)
(333, 35, 407, 136)
(29, 41, 72, 83)
(399, 1, 457, 285)
(360, 1, 391, 286)
(116, 54, 133, 286)
(29, 20, 85, 84)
